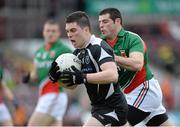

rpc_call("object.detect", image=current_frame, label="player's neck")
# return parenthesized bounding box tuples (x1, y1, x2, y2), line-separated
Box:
(107, 35, 117, 41)
(82, 33, 91, 48)
(107, 37, 118, 48)
(107, 27, 121, 41)
(45, 42, 53, 51)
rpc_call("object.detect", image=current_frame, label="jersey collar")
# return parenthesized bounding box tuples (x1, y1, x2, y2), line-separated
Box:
(117, 27, 126, 37)
(44, 40, 60, 50)
(84, 34, 96, 48)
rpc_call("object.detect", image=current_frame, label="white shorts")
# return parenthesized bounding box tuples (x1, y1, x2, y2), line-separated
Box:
(35, 92, 68, 121)
(0, 103, 12, 122)
(125, 78, 166, 123)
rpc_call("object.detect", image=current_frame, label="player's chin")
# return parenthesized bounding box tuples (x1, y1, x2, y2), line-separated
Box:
(101, 30, 107, 35)
(70, 40, 77, 47)
(71, 42, 78, 48)
(49, 40, 57, 43)
(46, 41, 55, 44)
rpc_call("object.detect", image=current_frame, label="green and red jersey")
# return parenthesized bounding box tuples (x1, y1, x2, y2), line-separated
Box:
(34, 40, 72, 94)
(102, 28, 153, 94)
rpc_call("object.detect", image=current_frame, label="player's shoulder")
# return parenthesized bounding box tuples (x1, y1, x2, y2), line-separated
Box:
(34, 44, 45, 58)
(55, 40, 71, 50)
(89, 35, 103, 46)
(126, 30, 142, 40)
(54, 40, 64, 47)
(89, 35, 112, 51)
(124, 30, 144, 45)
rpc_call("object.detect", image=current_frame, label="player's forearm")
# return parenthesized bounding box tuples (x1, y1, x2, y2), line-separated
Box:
(86, 68, 118, 84)
(115, 56, 143, 71)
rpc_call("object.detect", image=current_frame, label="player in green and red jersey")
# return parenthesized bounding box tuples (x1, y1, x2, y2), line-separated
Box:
(98, 8, 173, 126)
(22, 19, 72, 126)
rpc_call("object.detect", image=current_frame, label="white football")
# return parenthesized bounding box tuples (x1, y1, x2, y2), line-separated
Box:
(55, 53, 81, 72)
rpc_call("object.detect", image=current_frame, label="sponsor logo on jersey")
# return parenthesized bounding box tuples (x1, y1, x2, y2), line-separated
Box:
(85, 56, 90, 64)
(120, 50, 127, 57)
(35, 60, 52, 68)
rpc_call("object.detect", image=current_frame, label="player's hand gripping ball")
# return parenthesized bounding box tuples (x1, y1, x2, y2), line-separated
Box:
(55, 53, 81, 72)
(49, 53, 82, 89)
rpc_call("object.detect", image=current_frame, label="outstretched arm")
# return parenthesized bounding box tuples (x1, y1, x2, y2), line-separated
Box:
(22, 64, 38, 83)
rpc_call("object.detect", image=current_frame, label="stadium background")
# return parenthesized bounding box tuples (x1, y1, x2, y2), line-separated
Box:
(0, 0, 180, 126)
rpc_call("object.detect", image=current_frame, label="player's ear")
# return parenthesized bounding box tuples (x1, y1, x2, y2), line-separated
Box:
(58, 28, 61, 37)
(115, 18, 121, 25)
(84, 26, 90, 32)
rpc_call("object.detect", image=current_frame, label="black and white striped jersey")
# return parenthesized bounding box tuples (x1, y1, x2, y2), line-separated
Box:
(73, 35, 126, 106)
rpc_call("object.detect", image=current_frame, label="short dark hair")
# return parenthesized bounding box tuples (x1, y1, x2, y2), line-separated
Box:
(44, 19, 60, 29)
(66, 11, 91, 31)
(45, 19, 59, 25)
(99, 8, 122, 25)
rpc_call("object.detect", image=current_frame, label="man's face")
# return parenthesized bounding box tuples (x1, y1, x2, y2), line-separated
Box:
(65, 22, 86, 48)
(99, 13, 117, 38)
(43, 24, 60, 44)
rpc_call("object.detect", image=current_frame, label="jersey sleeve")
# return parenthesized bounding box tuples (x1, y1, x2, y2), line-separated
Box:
(98, 41, 115, 66)
(129, 35, 144, 54)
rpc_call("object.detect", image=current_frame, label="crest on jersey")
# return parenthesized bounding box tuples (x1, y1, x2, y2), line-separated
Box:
(85, 55, 90, 64)
(120, 50, 127, 57)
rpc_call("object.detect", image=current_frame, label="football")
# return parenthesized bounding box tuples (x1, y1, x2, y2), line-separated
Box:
(55, 53, 81, 72)
(55, 53, 81, 90)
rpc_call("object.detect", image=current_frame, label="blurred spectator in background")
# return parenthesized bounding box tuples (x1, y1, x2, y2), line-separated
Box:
(22, 19, 72, 126)
(12, 102, 27, 126)
(159, 21, 170, 37)
(161, 72, 175, 111)
(0, 17, 5, 41)
(77, 0, 85, 11)
(158, 45, 176, 75)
